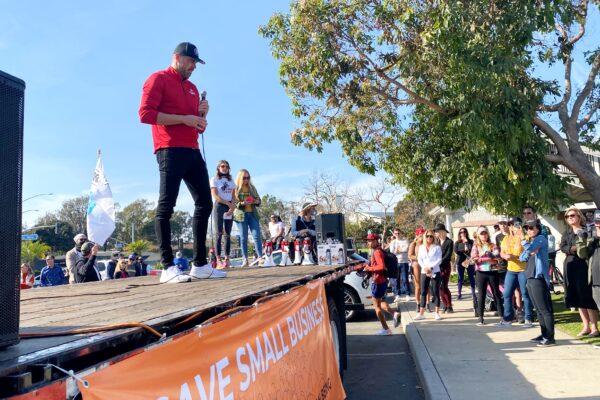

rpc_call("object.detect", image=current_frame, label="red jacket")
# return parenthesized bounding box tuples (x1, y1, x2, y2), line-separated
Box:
(139, 67, 204, 153)
(366, 248, 387, 284)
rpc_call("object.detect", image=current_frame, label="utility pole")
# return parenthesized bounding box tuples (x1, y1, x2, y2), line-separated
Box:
(131, 223, 135, 243)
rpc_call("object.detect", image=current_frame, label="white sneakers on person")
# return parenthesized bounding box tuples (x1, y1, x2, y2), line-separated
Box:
(160, 266, 191, 284)
(376, 329, 392, 336)
(496, 320, 512, 327)
(434, 313, 442, 321)
(393, 295, 402, 303)
(393, 312, 401, 328)
(523, 320, 533, 328)
(413, 314, 425, 321)
(189, 263, 227, 279)
(405, 295, 411, 302)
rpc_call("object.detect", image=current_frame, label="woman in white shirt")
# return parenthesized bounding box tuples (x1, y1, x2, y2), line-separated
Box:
(268, 215, 285, 249)
(210, 160, 236, 268)
(415, 230, 443, 320)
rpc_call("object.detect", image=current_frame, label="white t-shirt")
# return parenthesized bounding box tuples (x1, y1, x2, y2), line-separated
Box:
(210, 177, 236, 202)
(389, 239, 410, 263)
(269, 221, 285, 238)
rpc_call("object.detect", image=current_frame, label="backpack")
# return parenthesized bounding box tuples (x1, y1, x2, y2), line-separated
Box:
(382, 250, 399, 278)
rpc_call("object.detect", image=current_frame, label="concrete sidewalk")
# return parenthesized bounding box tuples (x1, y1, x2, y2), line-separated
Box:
(400, 284, 600, 400)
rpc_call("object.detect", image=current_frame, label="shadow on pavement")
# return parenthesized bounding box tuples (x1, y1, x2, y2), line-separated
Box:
(344, 308, 424, 400)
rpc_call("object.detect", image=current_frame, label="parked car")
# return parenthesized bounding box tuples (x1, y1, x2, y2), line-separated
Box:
(342, 252, 372, 322)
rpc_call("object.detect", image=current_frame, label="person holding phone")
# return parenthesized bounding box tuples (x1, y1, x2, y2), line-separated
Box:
(75, 242, 101, 283)
(521, 219, 555, 346)
(560, 207, 599, 337)
(234, 169, 263, 267)
(577, 210, 600, 348)
(471, 226, 504, 326)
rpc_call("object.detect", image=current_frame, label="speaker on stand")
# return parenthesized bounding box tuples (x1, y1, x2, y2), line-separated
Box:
(0, 70, 25, 348)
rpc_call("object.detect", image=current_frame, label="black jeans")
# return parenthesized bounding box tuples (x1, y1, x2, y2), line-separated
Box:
(420, 273, 441, 308)
(527, 278, 555, 340)
(213, 203, 233, 258)
(475, 271, 504, 323)
(155, 148, 212, 266)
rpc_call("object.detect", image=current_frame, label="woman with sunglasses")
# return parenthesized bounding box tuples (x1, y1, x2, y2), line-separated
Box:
(454, 229, 475, 302)
(210, 160, 236, 268)
(521, 219, 555, 346)
(471, 226, 504, 326)
(233, 169, 263, 267)
(560, 207, 599, 337)
(414, 230, 443, 321)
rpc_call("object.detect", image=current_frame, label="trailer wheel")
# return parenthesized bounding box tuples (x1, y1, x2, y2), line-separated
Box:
(343, 285, 361, 322)
(328, 297, 344, 379)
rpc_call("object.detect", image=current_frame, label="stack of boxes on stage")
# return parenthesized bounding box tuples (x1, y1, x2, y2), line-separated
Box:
(316, 213, 346, 266)
(0, 70, 25, 348)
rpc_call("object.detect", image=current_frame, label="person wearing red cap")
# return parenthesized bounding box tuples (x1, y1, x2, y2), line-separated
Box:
(363, 233, 400, 335)
(139, 42, 226, 282)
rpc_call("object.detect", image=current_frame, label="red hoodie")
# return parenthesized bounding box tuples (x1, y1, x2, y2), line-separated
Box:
(139, 67, 204, 153)
(365, 248, 387, 284)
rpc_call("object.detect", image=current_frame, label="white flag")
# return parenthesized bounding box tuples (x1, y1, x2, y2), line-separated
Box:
(86, 150, 115, 246)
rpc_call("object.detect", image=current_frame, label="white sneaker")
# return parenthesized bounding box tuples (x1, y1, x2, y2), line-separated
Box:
(189, 263, 227, 279)
(393, 295, 402, 303)
(405, 295, 411, 301)
(496, 320, 512, 327)
(434, 313, 442, 320)
(376, 328, 392, 336)
(160, 266, 191, 283)
(393, 312, 401, 328)
(413, 314, 426, 321)
(523, 320, 533, 328)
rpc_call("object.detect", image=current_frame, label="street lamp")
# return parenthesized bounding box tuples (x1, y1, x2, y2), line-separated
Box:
(23, 193, 54, 203)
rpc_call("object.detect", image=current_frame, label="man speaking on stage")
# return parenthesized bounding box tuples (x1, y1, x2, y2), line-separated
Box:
(139, 42, 226, 282)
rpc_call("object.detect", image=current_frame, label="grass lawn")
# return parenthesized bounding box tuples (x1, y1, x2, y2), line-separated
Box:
(552, 293, 600, 346)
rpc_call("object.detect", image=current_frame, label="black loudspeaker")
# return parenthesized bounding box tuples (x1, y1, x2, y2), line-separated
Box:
(316, 213, 345, 244)
(0, 70, 25, 348)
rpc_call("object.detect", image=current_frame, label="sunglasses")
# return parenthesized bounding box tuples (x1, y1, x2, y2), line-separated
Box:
(526, 226, 537, 231)
(565, 213, 578, 219)
(426, 235, 434, 238)
(479, 231, 489, 235)
(219, 165, 230, 169)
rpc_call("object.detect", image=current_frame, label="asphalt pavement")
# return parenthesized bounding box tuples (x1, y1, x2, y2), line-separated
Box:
(343, 304, 424, 400)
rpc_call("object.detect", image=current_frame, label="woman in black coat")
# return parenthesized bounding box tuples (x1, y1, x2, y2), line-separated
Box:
(560, 207, 599, 337)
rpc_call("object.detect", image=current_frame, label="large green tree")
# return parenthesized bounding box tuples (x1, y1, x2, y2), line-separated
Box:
(261, 0, 599, 214)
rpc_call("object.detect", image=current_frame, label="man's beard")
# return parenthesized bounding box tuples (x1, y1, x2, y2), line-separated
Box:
(176, 65, 192, 79)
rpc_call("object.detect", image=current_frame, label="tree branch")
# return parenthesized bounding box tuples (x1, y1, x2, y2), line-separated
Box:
(533, 116, 570, 157)
(343, 33, 448, 114)
(571, 51, 600, 123)
(545, 154, 565, 164)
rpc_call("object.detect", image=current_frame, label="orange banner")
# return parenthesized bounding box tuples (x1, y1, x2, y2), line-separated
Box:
(79, 280, 345, 400)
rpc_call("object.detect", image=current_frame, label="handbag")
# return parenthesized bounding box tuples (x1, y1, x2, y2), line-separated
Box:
(233, 208, 245, 222)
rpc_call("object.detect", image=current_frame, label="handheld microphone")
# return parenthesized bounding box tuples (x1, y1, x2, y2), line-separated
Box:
(199, 91, 207, 118)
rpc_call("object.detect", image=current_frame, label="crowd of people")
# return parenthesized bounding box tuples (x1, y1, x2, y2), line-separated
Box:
(20, 233, 150, 289)
(370, 205, 600, 348)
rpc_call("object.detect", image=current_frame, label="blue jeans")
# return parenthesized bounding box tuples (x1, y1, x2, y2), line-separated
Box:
(398, 263, 410, 295)
(236, 212, 263, 259)
(503, 271, 533, 322)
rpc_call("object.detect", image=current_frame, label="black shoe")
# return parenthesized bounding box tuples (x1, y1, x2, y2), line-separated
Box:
(416, 305, 420, 313)
(537, 338, 556, 347)
(530, 335, 544, 343)
(446, 307, 454, 314)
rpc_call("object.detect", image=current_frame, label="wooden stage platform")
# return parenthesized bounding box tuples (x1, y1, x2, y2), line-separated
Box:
(0, 264, 348, 378)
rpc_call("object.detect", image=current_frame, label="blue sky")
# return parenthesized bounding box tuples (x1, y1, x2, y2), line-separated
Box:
(3, 2, 597, 226)
(2, 1, 381, 225)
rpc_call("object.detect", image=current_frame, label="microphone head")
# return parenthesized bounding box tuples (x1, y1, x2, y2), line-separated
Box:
(201, 91, 207, 101)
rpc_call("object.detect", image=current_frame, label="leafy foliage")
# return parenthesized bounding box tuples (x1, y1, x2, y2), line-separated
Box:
(393, 197, 442, 239)
(124, 240, 151, 256)
(21, 241, 52, 265)
(260, 0, 577, 214)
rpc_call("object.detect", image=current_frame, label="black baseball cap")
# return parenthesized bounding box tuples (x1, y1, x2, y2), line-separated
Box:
(174, 42, 205, 64)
